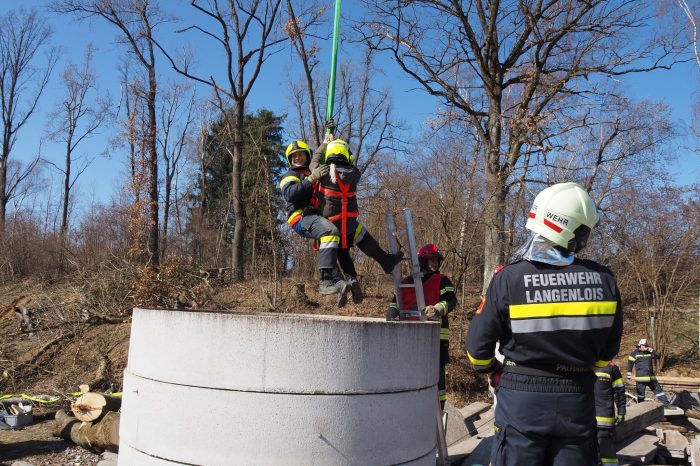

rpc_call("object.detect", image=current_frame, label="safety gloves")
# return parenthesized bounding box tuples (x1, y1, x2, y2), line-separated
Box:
(424, 302, 446, 321)
(615, 415, 625, 424)
(626, 372, 632, 380)
(306, 164, 330, 183)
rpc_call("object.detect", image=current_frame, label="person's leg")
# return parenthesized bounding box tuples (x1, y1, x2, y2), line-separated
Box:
(548, 390, 597, 466)
(353, 222, 403, 273)
(650, 379, 670, 406)
(597, 427, 618, 465)
(491, 386, 551, 466)
(298, 215, 346, 296)
(438, 361, 447, 411)
(337, 247, 362, 304)
(636, 381, 646, 402)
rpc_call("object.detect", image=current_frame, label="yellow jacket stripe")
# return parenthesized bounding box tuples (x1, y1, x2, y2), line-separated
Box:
(594, 359, 610, 368)
(595, 372, 611, 379)
(279, 175, 301, 189)
(612, 378, 624, 388)
(467, 352, 494, 368)
(509, 301, 617, 319)
(287, 209, 303, 226)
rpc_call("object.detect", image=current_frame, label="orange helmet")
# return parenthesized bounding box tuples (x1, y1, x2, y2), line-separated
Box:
(418, 244, 443, 270)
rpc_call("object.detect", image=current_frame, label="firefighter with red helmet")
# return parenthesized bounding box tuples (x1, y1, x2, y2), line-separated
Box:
(309, 139, 403, 304)
(279, 140, 349, 304)
(387, 244, 457, 409)
(466, 182, 623, 465)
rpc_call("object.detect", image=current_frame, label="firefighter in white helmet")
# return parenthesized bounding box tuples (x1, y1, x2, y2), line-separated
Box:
(466, 182, 623, 466)
(627, 338, 670, 406)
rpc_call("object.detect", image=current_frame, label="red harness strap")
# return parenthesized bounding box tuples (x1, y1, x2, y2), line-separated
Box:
(320, 179, 358, 248)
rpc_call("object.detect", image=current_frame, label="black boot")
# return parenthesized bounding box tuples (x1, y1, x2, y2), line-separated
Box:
(319, 268, 350, 307)
(376, 250, 404, 274)
(347, 276, 363, 304)
(319, 268, 346, 295)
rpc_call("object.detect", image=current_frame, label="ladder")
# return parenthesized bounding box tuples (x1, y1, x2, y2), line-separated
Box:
(386, 208, 449, 465)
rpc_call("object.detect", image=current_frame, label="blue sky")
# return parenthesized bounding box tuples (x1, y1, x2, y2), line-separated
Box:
(2, 0, 698, 218)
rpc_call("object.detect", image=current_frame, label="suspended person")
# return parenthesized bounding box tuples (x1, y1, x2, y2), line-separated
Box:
(279, 140, 349, 305)
(595, 360, 626, 466)
(466, 182, 623, 466)
(387, 244, 457, 410)
(309, 139, 403, 304)
(627, 338, 671, 406)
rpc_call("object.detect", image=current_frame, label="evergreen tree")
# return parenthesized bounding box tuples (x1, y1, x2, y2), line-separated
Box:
(189, 109, 286, 272)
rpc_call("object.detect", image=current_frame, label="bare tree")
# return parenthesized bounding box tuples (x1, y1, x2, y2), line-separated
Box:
(54, 0, 165, 268)
(284, 0, 327, 145)
(158, 80, 195, 258)
(45, 44, 110, 254)
(362, 0, 690, 290)
(154, 0, 284, 281)
(0, 7, 58, 229)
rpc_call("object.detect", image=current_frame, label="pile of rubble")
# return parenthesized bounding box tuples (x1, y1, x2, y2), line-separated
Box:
(445, 393, 700, 466)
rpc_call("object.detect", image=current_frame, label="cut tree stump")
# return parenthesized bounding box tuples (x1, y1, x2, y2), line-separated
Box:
(54, 409, 119, 454)
(71, 392, 121, 422)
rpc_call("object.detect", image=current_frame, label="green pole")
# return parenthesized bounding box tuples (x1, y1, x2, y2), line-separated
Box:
(325, 0, 342, 133)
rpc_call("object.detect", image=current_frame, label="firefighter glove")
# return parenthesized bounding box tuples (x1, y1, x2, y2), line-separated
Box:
(386, 305, 400, 321)
(615, 414, 625, 424)
(306, 164, 329, 183)
(626, 372, 632, 380)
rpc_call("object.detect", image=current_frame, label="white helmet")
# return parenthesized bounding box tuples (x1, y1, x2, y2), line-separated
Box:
(638, 338, 648, 346)
(525, 182, 599, 253)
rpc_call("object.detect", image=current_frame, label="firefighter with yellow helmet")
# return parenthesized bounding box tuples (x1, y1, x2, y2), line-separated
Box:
(309, 138, 403, 304)
(466, 182, 623, 465)
(279, 140, 349, 304)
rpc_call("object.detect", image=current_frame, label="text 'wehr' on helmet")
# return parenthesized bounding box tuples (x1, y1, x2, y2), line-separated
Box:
(324, 139, 354, 164)
(418, 244, 444, 270)
(525, 182, 599, 254)
(285, 140, 311, 167)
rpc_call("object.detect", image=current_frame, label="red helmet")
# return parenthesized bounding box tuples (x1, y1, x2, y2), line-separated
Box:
(418, 244, 443, 270)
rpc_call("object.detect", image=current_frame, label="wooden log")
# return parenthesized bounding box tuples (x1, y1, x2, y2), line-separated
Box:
(54, 409, 119, 454)
(616, 402, 664, 442)
(690, 435, 700, 466)
(71, 392, 121, 422)
(616, 432, 660, 464)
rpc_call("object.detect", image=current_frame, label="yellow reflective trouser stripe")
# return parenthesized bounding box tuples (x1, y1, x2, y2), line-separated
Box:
(600, 459, 619, 464)
(354, 223, 366, 241)
(440, 328, 449, 341)
(467, 352, 494, 367)
(319, 235, 339, 249)
(594, 359, 610, 368)
(287, 209, 303, 225)
(439, 393, 447, 401)
(596, 372, 611, 378)
(596, 416, 615, 422)
(509, 301, 617, 319)
(635, 376, 656, 381)
(279, 175, 301, 188)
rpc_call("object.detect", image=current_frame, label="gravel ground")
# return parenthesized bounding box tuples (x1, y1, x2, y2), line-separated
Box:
(0, 416, 102, 466)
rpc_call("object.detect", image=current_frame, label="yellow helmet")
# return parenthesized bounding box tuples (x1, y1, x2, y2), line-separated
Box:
(324, 139, 353, 164)
(285, 140, 311, 166)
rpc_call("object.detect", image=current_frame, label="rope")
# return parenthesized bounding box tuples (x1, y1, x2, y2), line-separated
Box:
(0, 392, 122, 404)
(325, 0, 342, 132)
